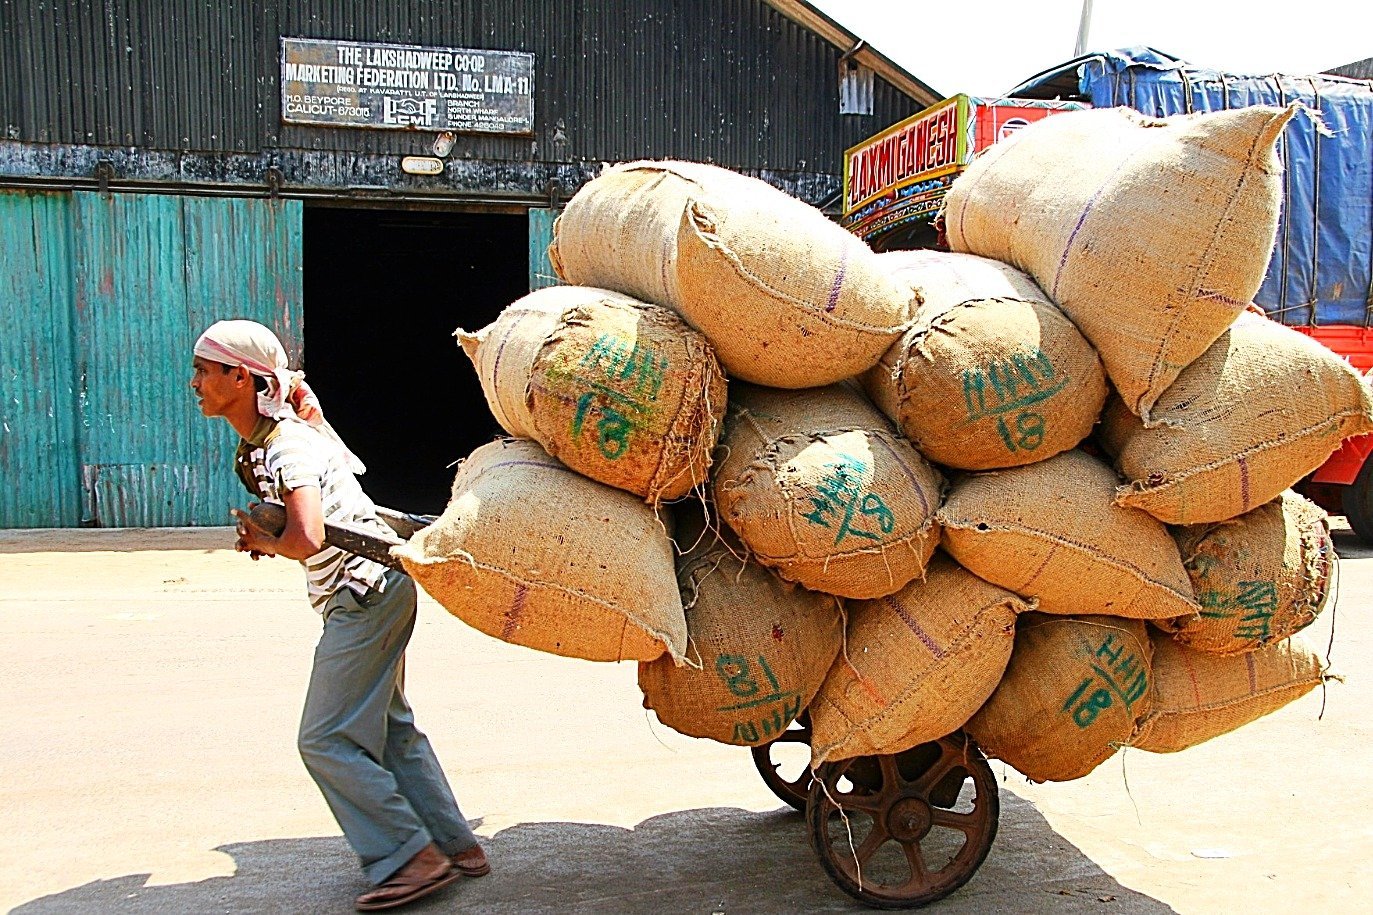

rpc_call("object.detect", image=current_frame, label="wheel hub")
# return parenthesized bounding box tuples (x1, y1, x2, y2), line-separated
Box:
(808, 734, 1001, 908)
(886, 796, 932, 843)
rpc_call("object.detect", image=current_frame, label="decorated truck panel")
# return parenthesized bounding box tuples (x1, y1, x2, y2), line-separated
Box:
(840, 94, 1083, 248)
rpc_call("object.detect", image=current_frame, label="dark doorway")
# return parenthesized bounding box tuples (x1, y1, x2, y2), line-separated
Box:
(870, 219, 942, 252)
(303, 206, 526, 512)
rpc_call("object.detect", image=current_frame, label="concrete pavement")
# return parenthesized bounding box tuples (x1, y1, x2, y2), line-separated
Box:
(1, 524, 1369, 914)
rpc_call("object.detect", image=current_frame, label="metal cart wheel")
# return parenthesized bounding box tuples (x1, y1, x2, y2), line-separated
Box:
(806, 732, 999, 909)
(750, 710, 813, 812)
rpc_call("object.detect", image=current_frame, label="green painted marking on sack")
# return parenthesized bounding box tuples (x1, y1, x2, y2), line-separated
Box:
(994, 411, 1046, 454)
(1061, 632, 1148, 729)
(1194, 580, 1278, 640)
(799, 452, 896, 545)
(964, 350, 1064, 417)
(716, 652, 782, 700)
(571, 390, 633, 459)
(578, 333, 669, 399)
(1234, 580, 1278, 641)
(563, 333, 671, 460)
(730, 694, 803, 744)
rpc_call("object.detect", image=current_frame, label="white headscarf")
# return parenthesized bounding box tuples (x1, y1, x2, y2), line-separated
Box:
(193, 319, 366, 474)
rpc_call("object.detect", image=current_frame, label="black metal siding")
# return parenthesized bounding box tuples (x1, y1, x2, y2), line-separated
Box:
(5, 0, 262, 149)
(1326, 58, 1373, 80)
(2, 0, 919, 175)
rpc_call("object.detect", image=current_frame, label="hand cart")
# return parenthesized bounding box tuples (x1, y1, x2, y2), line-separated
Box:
(250, 502, 1000, 909)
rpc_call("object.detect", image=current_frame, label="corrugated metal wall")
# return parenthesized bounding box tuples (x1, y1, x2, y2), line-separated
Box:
(0, 189, 302, 528)
(0, 191, 82, 526)
(6, 0, 264, 150)
(2, 0, 918, 175)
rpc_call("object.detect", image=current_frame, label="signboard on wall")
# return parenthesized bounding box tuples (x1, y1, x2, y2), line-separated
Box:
(841, 95, 1085, 244)
(280, 37, 534, 134)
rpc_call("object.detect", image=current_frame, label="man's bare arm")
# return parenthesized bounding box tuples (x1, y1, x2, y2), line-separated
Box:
(231, 486, 325, 560)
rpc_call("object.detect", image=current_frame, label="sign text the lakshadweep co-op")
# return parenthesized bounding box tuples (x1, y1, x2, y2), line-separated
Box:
(280, 37, 534, 135)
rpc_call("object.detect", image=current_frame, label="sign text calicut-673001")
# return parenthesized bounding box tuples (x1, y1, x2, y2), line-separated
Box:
(280, 37, 534, 135)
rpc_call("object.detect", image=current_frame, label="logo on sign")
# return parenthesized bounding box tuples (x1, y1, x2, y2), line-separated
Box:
(998, 117, 1031, 140)
(383, 97, 437, 127)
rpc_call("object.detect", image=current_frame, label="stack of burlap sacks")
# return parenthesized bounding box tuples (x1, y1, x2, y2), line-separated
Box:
(396, 104, 1373, 784)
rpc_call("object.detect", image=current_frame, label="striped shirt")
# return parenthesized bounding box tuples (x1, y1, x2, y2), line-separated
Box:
(238, 418, 391, 612)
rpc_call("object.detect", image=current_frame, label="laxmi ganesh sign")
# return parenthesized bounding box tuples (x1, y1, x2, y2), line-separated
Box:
(845, 96, 963, 216)
(841, 95, 1085, 244)
(280, 37, 534, 134)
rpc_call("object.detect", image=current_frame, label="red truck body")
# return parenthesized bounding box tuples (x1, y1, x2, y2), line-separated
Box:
(1295, 327, 1373, 514)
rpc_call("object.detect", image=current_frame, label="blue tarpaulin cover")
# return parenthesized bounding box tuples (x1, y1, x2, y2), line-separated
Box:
(1080, 48, 1373, 327)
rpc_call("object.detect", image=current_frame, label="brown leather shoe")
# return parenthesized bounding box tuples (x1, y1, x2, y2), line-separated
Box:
(355, 842, 461, 911)
(450, 843, 491, 878)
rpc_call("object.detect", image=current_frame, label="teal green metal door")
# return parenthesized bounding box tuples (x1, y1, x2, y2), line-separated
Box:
(0, 190, 302, 528)
(527, 206, 561, 290)
(0, 192, 82, 526)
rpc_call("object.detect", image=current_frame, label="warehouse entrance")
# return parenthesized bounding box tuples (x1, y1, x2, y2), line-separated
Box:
(304, 205, 528, 513)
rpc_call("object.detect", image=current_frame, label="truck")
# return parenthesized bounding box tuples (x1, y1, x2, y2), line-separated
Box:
(844, 48, 1373, 541)
(840, 93, 1085, 250)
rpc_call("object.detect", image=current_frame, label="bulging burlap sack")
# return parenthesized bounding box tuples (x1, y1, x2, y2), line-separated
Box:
(714, 382, 944, 599)
(549, 160, 915, 388)
(808, 552, 1027, 764)
(967, 614, 1152, 783)
(638, 525, 843, 746)
(938, 450, 1197, 620)
(944, 105, 1296, 419)
(457, 285, 727, 503)
(1159, 491, 1334, 655)
(1100, 311, 1373, 525)
(874, 249, 1049, 316)
(1131, 632, 1327, 753)
(395, 439, 686, 663)
(863, 252, 1106, 470)
(863, 248, 1041, 422)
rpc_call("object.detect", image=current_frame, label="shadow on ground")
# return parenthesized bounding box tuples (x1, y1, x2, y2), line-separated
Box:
(1332, 526, 1373, 560)
(15, 791, 1172, 914)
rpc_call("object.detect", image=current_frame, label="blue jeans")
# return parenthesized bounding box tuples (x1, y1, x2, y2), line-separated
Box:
(298, 568, 478, 884)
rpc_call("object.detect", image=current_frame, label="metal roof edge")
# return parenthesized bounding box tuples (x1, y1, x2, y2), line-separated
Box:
(763, 0, 943, 106)
(1004, 47, 1186, 99)
(1004, 54, 1103, 99)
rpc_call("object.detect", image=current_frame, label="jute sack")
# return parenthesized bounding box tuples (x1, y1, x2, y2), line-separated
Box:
(874, 249, 1050, 317)
(638, 525, 843, 746)
(943, 105, 1296, 419)
(1100, 311, 1373, 525)
(862, 253, 1106, 469)
(1131, 632, 1327, 753)
(808, 552, 1027, 764)
(938, 450, 1198, 620)
(548, 160, 916, 388)
(714, 382, 944, 599)
(1159, 491, 1335, 655)
(457, 285, 728, 503)
(863, 248, 1045, 420)
(395, 439, 686, 663)
(967, 614, 1152, 783)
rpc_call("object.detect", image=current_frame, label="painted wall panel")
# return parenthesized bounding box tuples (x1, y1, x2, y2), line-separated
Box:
(70, 192, 303, 527)
(527, 206, 559, 290)
(180, 196, 304, 525)
(1, 190, 304, 528)
(0, 191, 82, 526)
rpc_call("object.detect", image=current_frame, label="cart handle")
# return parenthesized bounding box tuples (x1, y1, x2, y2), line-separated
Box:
(247, 501, 433, 572)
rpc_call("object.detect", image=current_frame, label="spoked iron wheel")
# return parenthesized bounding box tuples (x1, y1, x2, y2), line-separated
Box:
(806, 732, 999, 909)
(750, 710, 813, 812)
